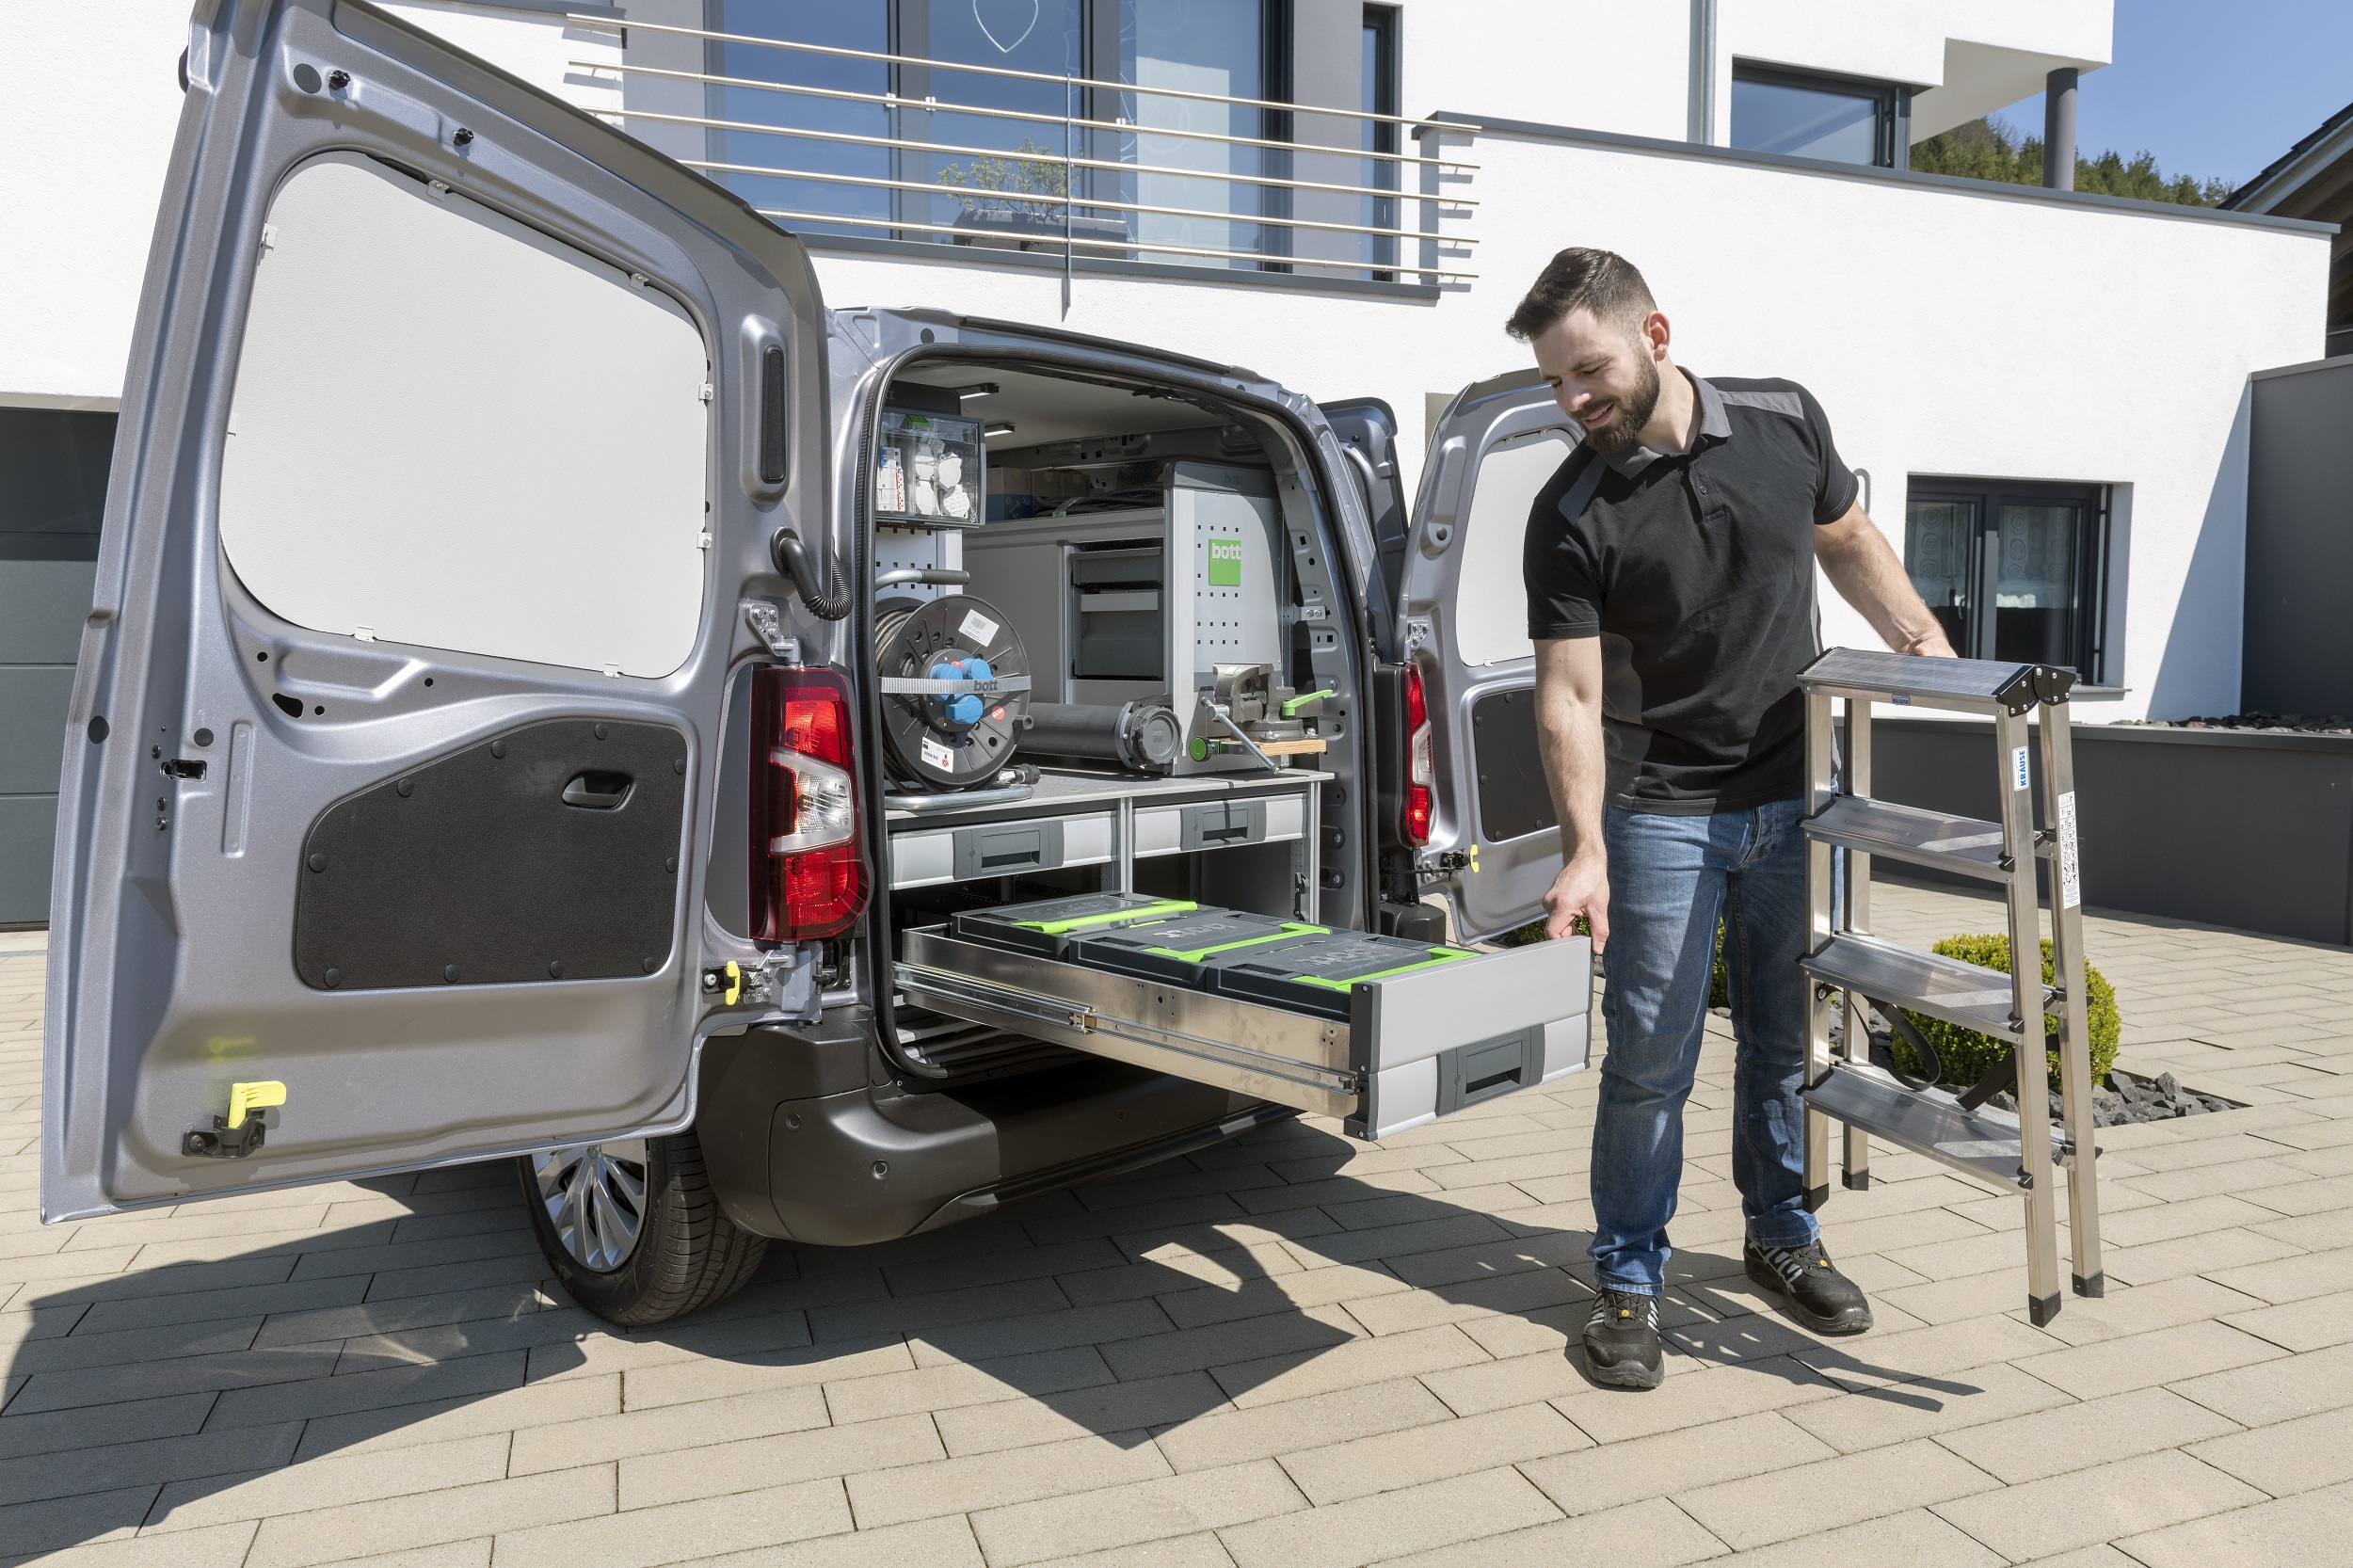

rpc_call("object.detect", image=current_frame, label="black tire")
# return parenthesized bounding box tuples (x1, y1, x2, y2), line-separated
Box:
(517, 1128, 769, 1327)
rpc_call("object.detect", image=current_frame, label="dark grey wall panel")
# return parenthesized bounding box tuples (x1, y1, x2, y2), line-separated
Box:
(0, 795, 55, 926)
(0, 668, 72, 794)
(2247, 360, 2353, 717)
(0, 558, 97, 664)
(1871, 718, 2353, 945)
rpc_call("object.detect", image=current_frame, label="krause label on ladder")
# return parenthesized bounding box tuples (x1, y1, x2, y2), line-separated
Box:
(2057, 790, 2082, 909)
(2010, 744, 2030, 792)
(1207, 536, 1243, 587)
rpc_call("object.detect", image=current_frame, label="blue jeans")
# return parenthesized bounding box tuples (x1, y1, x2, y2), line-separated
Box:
(1589, 795, 1817, 1294)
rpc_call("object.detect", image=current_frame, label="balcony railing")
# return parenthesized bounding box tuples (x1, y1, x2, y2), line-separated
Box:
(557, 13, 1477, 288)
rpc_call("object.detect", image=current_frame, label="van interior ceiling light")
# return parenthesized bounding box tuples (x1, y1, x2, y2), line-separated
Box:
(1403, 662, 1433, 845)
(873, 594, 1034, 790)
(749, 665, 865, 940)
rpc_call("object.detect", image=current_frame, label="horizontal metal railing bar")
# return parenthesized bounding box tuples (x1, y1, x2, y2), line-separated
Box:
(751, 203, 1474, 277)
(691, 158, 1476, 244)
(600, 106, 1464, 206)
(572, 60, 1477, 170)
(577, 14, 1443, 129)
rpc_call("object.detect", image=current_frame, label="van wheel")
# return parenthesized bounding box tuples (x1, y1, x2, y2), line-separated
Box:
(517, 1128, 768, 1326)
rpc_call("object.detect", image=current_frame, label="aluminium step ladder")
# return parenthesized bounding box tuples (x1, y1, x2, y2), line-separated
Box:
(1796, 648, 2102, 1326)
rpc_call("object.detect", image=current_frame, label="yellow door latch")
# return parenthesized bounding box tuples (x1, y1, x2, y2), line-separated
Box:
(701, 961, 744, 1005)
(186, 1080, 286, 1160)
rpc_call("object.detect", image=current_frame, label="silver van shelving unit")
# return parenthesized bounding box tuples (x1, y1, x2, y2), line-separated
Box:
(885, 765, 1326, 916)
(1797, 648, 2102, 1325)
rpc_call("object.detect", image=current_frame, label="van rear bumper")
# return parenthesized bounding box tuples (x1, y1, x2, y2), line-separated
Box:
(696, 1008, 1287, 1246)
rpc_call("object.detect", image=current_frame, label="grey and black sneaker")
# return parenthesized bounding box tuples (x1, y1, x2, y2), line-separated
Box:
(1581, 1287, 1665, 1389)
(1745, 1236, 1874, 1334)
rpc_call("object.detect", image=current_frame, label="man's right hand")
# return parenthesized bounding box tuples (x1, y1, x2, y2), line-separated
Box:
(1544, 854, 1610, 951)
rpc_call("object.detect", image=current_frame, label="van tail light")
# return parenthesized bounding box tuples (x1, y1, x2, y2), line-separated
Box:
(1402, 662, 1433, 847)
(749, 666, 866, 941)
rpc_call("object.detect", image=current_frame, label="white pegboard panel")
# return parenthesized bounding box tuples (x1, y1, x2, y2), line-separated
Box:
(874, 526, 955, 602)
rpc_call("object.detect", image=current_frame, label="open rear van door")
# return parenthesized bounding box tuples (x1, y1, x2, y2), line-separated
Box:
(1395, 369, 1583, 940)
(44, 0, 829, 1220)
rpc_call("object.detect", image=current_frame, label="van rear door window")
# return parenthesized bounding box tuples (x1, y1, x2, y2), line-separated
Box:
(219, 152, 709, 677)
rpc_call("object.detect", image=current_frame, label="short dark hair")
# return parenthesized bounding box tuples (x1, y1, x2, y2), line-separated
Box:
(1504, 248, 1657, 343)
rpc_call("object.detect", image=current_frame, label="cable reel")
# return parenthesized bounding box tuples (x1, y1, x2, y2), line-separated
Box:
(873, 594, 1032, 789)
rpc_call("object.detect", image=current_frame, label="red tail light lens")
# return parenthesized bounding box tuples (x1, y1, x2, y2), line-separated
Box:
(749, 666, 865, 941)
(1403, 663, 1433, 846)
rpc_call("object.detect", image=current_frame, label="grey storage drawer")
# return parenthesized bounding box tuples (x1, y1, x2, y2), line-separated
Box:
(897, 924, 1592, 1141)
(891, 809, 1114, 889)
(1134, 789, 1306, 857)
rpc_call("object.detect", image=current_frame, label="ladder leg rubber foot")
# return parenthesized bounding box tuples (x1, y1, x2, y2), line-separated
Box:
(1842, 1171, 1870, 1191)
(2027, 1291, 2063, 1327)
(2073, 1271, 2106, 1299)
(1802, 1183, 1830, 1213)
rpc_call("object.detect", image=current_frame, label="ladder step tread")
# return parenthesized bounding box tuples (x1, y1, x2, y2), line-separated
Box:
(1798, 648, 2066, 710)
(1805, 1061, 2060, 1189)
(1805, 796, 2011, 882)
(1801, 933, 2049, 1043)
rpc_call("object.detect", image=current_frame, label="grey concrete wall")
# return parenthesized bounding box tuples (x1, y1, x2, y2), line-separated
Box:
(1870, 717, 2353, 947)
(2246, 357, 2353, 720)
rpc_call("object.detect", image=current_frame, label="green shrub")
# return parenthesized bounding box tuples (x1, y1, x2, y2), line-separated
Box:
(1709, 920, 1728, 1009)
(1890, 933, 2120, 1092)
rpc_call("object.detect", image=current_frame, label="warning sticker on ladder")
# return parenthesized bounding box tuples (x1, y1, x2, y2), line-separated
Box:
(2010, 745, 2030, 791)
(2057, 790, 2082, 909)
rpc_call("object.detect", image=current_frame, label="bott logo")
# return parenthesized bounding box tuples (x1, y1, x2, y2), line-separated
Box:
(1208, 536, 1242, 586)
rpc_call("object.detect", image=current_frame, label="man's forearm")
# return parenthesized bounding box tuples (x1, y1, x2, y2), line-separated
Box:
(1817, 503, 1953, 655)
(1536, 680, 1608, 867)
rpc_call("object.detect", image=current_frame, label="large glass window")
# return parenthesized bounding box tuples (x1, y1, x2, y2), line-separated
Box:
(1905, 479, 2108, 678)
(1361, 6, 1400, 277)
(1731, 63, 1904, 168)
(693, 1, 1289, 268)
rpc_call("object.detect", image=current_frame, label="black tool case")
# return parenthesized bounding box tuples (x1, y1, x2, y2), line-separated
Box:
(1064, 908, 1318, 986)
(949, 892, 1199, 959)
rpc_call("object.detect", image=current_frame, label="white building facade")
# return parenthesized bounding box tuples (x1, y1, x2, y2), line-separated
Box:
(0, 0, 2330, 923)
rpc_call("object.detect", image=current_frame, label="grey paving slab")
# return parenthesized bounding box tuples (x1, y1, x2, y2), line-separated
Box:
(10, 882, 2353, 1564)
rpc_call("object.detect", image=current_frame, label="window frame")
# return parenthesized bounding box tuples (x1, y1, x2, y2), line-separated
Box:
(1729, 60, 1909, 170)
(1905, 475, 2112, 681)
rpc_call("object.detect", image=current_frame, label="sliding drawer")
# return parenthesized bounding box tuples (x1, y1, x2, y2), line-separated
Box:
(890, 809, 1116, 889)
(897, 924, 1591, 1140)
(1132, 791, 1306, 857)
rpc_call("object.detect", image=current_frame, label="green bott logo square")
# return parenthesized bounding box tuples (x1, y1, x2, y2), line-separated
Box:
(1207, 536, 1242, 586)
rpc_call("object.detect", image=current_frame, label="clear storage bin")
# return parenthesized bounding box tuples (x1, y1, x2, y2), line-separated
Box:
(876, 408, 985, 529)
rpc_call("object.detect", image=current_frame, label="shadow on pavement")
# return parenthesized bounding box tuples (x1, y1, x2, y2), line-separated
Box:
(1, 1112, 1979, 1558)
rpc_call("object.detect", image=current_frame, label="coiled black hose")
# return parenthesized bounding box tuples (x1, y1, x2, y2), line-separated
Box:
(769, 527, 852, 620)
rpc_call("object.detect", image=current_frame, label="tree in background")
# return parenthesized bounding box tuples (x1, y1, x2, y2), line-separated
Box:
(1911, 117, 2234, 206)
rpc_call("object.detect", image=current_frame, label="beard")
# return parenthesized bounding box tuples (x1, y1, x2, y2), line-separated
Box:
(1579, 352, 1662, 455)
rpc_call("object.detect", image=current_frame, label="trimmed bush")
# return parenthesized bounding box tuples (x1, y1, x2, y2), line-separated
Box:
(1891, 933, 2120, 1092)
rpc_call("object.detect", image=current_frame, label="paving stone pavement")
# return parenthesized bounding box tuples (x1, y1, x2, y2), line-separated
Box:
(7, 877, 2353, 1567)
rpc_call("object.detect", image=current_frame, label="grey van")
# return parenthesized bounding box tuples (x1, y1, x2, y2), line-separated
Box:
(44, 0, 1590, 1324)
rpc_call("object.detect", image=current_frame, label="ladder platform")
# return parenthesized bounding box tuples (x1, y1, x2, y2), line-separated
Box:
(1805, 1061, 2062, 1191)
(1804, 796, 2028, 883)
(1801, 932, 2054, 1043)
(1797, 648, 2074, 713)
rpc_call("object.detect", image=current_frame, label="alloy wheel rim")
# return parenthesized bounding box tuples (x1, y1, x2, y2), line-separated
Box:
(531, 1139, 650, 1272)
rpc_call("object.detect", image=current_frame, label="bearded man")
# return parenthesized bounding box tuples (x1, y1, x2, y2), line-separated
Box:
(1509, 248, 1957, 1390)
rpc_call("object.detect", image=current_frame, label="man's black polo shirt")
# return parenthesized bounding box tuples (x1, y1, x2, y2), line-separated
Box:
(1522, 372, 1858, 814)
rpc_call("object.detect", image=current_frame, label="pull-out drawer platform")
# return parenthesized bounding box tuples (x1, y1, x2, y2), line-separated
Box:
(898, 906, 1593, 1140)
